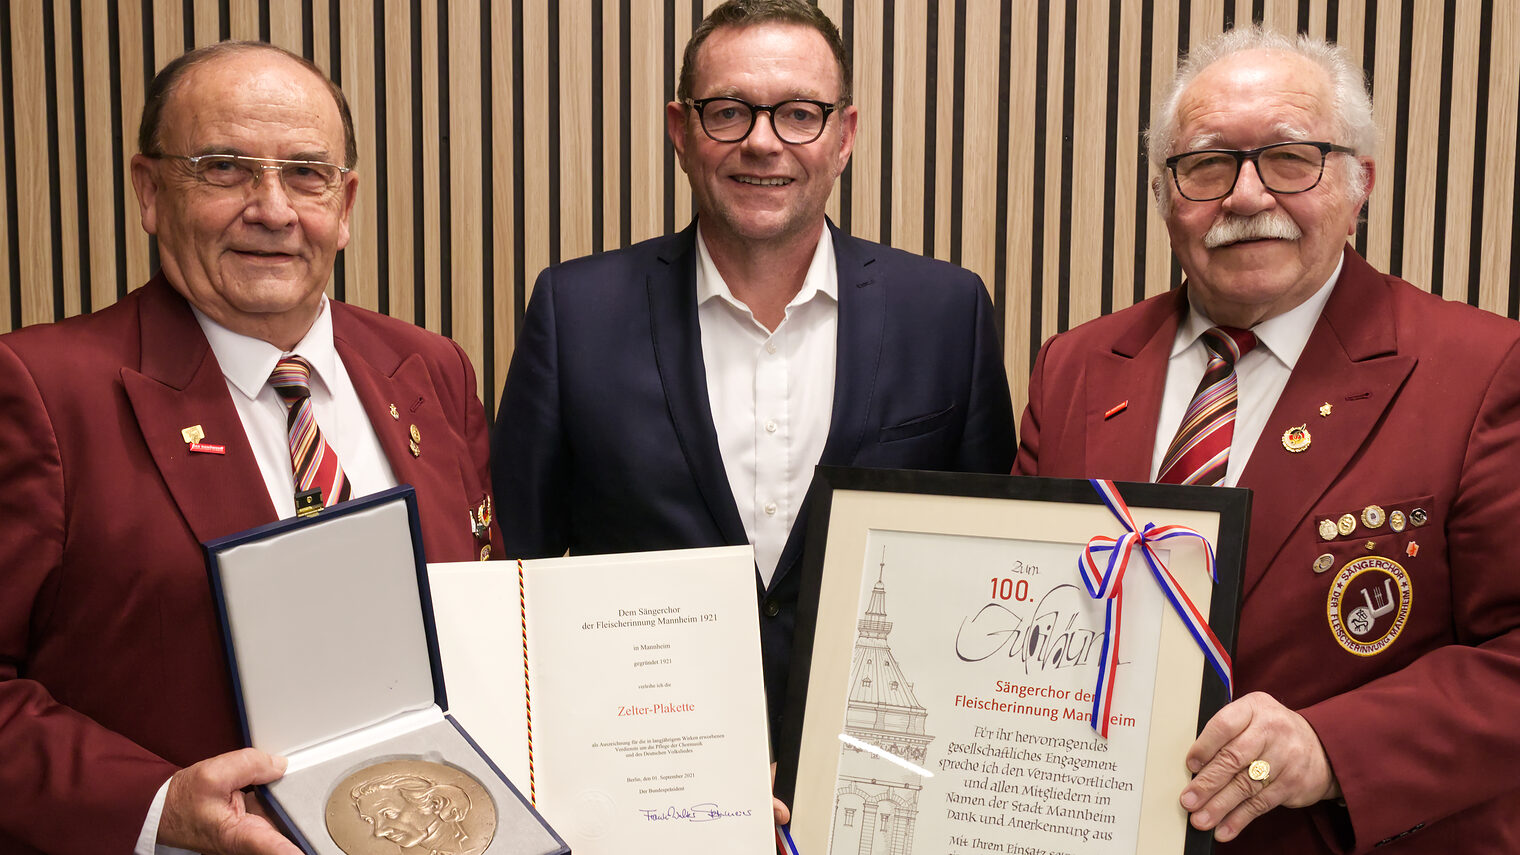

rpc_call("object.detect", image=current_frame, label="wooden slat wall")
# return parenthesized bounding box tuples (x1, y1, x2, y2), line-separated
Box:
(2, 0, 1517, 422)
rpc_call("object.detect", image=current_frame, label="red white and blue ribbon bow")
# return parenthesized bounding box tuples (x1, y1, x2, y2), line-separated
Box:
(1078, 479, 1233, 737)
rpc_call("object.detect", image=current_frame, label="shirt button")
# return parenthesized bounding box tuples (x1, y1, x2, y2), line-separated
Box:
(765, 419, 778, 433)
(765, 340, 777, 354)
(764, 502, 778, 516)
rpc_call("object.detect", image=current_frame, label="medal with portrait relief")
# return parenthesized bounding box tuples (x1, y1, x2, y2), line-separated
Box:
(326, 759, 497, 855)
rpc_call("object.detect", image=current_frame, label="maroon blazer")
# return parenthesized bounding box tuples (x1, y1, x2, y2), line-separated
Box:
(0, 277, 500, 854)
(1017, 247, 1520, 854)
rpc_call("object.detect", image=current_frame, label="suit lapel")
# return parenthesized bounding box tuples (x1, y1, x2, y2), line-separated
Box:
(1237, 249, 1414, 596)
(332, 309, 464, 518)
(818, 226, 884, 468)
(1083, 291, 1184, 481)
(647, 224, 749, 547)
(122, 277, 277, 544)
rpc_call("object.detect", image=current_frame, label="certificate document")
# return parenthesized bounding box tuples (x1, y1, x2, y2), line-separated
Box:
(430, 546, 775, 855)
(780, 471, 1247, 855)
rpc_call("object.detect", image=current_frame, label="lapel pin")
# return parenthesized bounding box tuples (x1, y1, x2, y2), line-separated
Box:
(1318, 519, 1339, 541)
(1362, 505, 1385, 528)
(1365, 540, 1376, 550)
(1282, 424, 1312, 453)
(1389, 510, 1407, 532)
(182, 424, 224, 454)
(1313, 553, 1334, 573)
(470, 496, 494, 538)
(1104, 400, 1129, 420)
(1406, 541, 1419, 558)
(1337, 513, 1357, 536)
(1319, 402, 1333, 417)
(389, 403, 400, 420)
(409, 439, 421, 458)
(409, 424, 421, 444)
(1410, 508, 1428, 527)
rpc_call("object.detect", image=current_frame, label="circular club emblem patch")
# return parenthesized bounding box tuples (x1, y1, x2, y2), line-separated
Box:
(1326, 556, 1412, 656)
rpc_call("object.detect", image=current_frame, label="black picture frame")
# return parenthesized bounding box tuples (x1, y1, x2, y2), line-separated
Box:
(776, 468, 1250, 855)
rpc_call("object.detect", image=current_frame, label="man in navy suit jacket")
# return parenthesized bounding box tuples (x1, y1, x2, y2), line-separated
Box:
(492, 0, 1014, 738)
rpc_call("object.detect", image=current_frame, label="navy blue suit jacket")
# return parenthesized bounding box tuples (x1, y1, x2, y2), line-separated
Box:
(492, 221, 1015, 733)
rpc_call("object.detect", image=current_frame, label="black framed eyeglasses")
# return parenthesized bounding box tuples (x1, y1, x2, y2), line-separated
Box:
(684, 96, 843, 145)
(1164, 141, 1356, 202)
(150, 153, 351, 197)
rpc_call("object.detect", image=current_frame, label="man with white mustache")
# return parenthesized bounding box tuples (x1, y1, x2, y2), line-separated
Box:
(1017, 25, 1520, 855)
(493, 0, 1014, 751)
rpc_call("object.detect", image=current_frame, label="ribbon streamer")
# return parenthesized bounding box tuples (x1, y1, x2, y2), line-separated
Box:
(1078, 479, 1233, 737)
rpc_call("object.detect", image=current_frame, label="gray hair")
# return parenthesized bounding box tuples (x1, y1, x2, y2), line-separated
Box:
(1147, 26, 1376, 212)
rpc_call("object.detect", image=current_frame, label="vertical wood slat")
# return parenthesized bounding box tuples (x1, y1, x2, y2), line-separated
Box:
(448, 2, 484, 383)
(2, 1, 1520, 426)
(848, 0, 881, 243)
(83, 0, 118, 314)
(381, 0, 413, 323)
(52, 0, 80, 320)
(1479, 2, 1519, 315)
(417, 0, 440, 333)
(13, 2, 51, 327)
(519, 0, 548, 304)
(890, 1, 924, 257)
(339, 0, 376, 313)
(1001, 0, 1037, 395)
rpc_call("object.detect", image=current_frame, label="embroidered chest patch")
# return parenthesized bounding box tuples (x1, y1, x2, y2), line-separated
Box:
(1325, 556, 1413, 656)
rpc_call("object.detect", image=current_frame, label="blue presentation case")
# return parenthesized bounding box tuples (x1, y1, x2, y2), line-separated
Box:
(204, 486, 569, 855)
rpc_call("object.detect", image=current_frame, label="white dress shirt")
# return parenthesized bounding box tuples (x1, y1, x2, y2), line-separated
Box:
(1150, 256, 1343, 487)
(137, 297, 397, 854)
(696, 226, 838, 588)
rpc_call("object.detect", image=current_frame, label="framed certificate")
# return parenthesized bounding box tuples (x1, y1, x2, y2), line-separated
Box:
(776, 468, 1249, 855)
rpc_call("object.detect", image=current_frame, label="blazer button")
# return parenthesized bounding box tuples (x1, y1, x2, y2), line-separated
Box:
(764, 600, 780, 617)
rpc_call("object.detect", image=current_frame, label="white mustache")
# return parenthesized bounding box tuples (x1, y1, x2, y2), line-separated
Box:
(1203, 211, 1303, 248)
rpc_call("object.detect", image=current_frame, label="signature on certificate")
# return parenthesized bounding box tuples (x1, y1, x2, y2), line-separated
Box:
(639, 803, 754, 822)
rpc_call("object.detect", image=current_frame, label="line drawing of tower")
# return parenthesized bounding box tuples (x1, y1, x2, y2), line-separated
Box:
(832, 546, 934, 855)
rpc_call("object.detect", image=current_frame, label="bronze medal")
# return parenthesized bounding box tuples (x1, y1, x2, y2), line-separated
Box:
(326, 759, 497, 855)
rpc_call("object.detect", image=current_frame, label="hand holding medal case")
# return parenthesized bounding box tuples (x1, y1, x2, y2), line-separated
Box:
(204, 486, 568, 855)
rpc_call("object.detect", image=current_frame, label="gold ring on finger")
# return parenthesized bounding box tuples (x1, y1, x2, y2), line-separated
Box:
(1248, 759, 1271, 782)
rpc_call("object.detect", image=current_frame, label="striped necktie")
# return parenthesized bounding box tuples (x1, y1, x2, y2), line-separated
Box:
(269, 356, 352, 509)
(1156, 326, 1257, 486)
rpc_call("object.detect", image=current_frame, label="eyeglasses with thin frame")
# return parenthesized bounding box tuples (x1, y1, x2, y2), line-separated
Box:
(1164, 141, 1357, 202)
(684, 96, 844, 145)
(150, 153, 351, 197)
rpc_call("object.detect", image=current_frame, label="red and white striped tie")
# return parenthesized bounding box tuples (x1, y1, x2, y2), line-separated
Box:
(270, 356, 352, 508)
(1156, 327, 1257, 486)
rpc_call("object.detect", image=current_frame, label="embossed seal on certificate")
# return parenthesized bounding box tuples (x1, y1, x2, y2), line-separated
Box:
(326, 759, 496, 855)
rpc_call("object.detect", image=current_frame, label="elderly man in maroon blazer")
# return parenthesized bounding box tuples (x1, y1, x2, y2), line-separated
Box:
(0, 43, 498, 854)
(1017, 25, 1520, 855)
